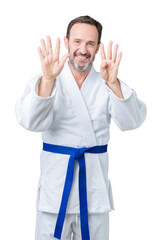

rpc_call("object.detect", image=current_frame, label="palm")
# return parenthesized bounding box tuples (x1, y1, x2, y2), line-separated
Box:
(38, 36, 69, 80)
(41, 54, 59, 78)
(100, 41, 122, 85)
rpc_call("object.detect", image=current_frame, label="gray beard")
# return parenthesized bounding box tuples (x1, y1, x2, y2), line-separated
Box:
(69, 57, 92, 73)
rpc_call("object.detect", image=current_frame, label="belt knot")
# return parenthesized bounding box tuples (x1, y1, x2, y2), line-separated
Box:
(75, 147, 86, 160)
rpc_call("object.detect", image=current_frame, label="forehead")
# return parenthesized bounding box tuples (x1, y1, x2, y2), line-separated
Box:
(69, 23, 98, 42)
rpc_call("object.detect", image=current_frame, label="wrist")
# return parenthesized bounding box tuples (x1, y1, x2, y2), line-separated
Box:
(42, 75, 56, 83)
(106, 78, 119, 89)
(38, 76, 56, 97)
(106, 78, 124, 99)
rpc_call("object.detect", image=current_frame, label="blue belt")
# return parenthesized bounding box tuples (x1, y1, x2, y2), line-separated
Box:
(43, 142, 108, 240)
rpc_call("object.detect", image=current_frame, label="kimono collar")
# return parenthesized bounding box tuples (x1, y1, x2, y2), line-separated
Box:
(59, 60, 97, 102)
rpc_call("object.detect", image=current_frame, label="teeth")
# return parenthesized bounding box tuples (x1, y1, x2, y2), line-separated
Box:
(77, 56, 86, 59)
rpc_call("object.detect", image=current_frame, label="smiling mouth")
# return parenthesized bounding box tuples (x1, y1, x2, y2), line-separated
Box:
(74, 52, 91, 59)
(76, 55, 88, 60)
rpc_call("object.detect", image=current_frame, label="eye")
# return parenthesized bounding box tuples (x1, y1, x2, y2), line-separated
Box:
(74, 39, 81, 44)
(88, 42, 95, 46)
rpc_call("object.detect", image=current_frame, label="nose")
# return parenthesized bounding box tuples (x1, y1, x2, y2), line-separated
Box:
(79, 43, 88, 54)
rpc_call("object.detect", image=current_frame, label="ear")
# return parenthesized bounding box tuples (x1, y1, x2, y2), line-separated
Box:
(64, 36, 68, 50)
(96, 43, 101, 54)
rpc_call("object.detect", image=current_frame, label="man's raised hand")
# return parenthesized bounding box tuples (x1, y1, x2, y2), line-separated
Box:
(37, 36, 69, 97)
(100, 41, 124, 99)
(100, 41, 122, 86)
(38, 36, 69, 82)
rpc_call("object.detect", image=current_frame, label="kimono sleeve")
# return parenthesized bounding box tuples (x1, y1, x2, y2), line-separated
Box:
(15, 74, 57, 132)
(106, 79, 147, 131)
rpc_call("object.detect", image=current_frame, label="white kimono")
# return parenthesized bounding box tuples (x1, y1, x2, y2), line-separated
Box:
(15, 60, 147, 215)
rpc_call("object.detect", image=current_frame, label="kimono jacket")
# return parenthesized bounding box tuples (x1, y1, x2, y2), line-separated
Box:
(15, 60, 147, 214)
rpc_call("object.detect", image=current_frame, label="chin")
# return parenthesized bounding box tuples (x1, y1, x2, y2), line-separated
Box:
(69, 57, 92, 72)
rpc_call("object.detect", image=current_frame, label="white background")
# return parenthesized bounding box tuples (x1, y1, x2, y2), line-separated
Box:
(0, 0, 162, 239)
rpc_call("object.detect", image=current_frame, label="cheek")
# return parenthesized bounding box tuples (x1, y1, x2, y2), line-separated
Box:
(69, 46, 78, 56)
(89, 49, 96, 58)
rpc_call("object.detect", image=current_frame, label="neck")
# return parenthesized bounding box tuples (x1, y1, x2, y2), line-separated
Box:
(68, 61, 91, 89)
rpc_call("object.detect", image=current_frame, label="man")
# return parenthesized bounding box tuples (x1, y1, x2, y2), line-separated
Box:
(15, 16, 147, 240)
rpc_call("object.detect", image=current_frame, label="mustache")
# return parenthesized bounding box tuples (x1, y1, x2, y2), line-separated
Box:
(74, 51, 91, 58)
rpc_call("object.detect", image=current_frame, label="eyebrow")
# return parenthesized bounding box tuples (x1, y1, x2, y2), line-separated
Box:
(73, 39, 96, 44)
(88, 41, 95, 44)
(73, 38, 81, 41)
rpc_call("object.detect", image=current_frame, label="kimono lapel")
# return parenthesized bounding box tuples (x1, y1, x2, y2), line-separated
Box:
(80, 65, 97, 100)
(59, 60, 97, 146)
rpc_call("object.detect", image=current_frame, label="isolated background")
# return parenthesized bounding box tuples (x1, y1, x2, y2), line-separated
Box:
(0, 0, 162, 239)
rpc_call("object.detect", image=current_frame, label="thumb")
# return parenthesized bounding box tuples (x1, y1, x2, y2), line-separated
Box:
(59, 53, 70, 69)
(100, 59, 108, 69)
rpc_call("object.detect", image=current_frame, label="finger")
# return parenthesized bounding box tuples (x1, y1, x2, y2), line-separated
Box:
(100, 43, 106, 60)
(107, 41, 113, 60)
(59, 53, 69, 68)
(38, 46, 45, 62)
(116, 51, 122, 67)
(54, 38, 60, 59)
(40, 39, 48, 56)
(46, 35, 53, 55)
(112, 44, 119, 63)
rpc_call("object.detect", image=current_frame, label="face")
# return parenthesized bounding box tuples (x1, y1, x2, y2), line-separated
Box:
(64, 23, 100, 72)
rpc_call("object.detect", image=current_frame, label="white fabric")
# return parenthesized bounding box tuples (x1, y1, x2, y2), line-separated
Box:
(15, 60, 147, 214)
(35, 210, 109, 240)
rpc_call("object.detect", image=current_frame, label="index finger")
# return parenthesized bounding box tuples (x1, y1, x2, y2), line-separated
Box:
(100, 43, 106, 60)
(107, 41, 113, 60)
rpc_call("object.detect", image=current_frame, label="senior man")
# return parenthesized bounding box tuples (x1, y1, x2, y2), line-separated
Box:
(15, 15, 147, 240)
